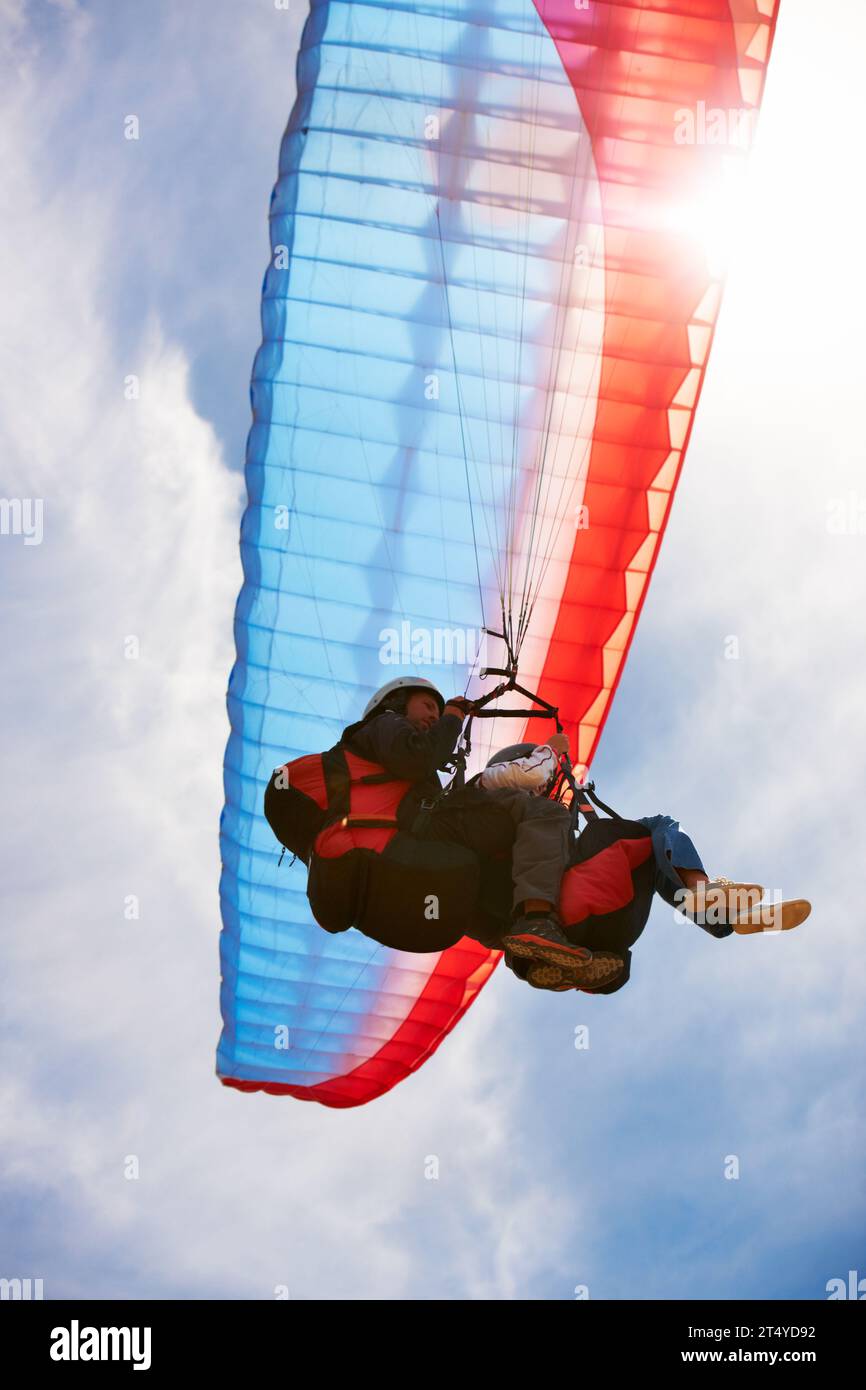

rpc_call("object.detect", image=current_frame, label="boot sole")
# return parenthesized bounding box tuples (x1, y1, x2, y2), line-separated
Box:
(732, 898, 812, 934)
(504, 936, 624, 988)
(526, 963, 570, 989)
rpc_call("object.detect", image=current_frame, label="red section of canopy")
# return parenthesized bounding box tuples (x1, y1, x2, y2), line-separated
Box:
(523, 0, 781, 766)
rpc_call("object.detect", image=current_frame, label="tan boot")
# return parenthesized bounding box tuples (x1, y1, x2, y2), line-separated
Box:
(731, 898, 812, 934)
(677, 877, 765, 925)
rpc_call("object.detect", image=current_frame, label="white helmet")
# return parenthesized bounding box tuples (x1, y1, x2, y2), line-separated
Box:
(486, 741, 560, 798)
(362, 676, 445, 720)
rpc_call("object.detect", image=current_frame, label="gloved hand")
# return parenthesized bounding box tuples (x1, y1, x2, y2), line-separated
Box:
(546, 732, 570, 757)
(442, 696, 475, 720)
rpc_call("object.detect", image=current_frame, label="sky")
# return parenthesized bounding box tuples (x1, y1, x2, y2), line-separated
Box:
(1, 0, 864, 1301)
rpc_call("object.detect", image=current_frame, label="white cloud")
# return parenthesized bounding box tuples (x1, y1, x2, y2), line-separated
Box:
(0, 0, 574, 1300)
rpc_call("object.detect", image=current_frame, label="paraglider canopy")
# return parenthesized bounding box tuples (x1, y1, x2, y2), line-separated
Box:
(217, 0, 783, 1107)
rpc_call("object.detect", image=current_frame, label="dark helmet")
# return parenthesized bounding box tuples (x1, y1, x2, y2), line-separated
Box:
(485, 742, 538, 768)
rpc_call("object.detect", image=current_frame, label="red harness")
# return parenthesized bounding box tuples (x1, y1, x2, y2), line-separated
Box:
(266, 745, 412, 863)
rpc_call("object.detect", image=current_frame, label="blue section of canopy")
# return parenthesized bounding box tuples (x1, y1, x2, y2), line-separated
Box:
(217, 0, 575, 1091)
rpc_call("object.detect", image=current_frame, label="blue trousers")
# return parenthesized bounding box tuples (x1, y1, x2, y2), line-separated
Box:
(636, 814, 733, 939)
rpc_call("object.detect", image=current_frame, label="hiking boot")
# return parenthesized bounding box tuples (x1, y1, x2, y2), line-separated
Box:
(503, 916, 624, 988)
(506, 951, 625, 992)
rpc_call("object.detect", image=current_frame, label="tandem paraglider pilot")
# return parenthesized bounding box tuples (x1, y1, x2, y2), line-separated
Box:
(264, 677, 811, 995)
